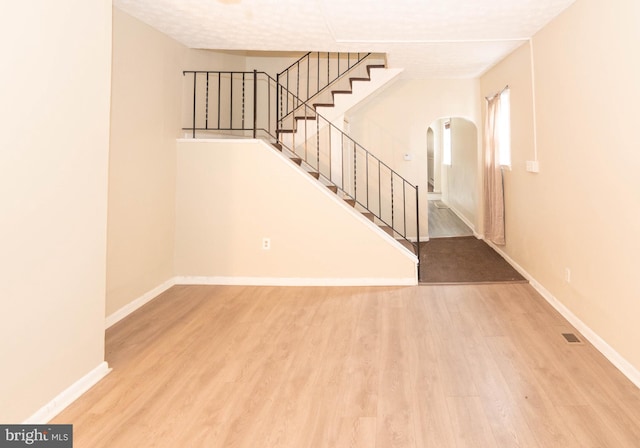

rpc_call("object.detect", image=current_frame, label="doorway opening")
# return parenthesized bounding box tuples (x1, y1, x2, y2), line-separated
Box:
(420, 117, 524, 284)
(426, 117, 477, 239)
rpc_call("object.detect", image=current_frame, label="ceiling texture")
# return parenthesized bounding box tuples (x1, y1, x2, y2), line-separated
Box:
(113, 0, 576, 78)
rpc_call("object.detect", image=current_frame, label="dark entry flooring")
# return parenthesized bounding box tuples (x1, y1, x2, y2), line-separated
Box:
(419, 236, 527, 284)
(423, 200, 526, 284)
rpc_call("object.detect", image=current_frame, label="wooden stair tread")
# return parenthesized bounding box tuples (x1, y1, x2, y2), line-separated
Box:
(344, 198, 356, 207)
(290, 157, 302, 166)
(362, 212, 375, 222)
(309, 171, 320, 179)
(327, 185, 338, 193)
(348, 65, 386, 86)
(379, 225, 394, 236)
(398, 239, 417, 253)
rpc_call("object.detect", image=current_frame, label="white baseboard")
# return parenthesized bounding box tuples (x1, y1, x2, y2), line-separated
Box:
(105, 278, 176, 329)
(24, 362, 111, 424)
(106, 270, 418, 331)
(175, 276, 417, 287)
(485, 240, 640, 390)
(447, 203, 480, 238)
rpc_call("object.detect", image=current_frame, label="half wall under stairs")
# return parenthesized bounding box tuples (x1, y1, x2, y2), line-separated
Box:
(174, 138, 418, 285)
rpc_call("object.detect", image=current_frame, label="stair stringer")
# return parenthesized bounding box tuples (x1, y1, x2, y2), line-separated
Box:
(174, 138, 418, 285)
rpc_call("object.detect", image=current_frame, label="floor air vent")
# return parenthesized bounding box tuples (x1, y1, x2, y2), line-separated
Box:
(562, 333, 581, 343)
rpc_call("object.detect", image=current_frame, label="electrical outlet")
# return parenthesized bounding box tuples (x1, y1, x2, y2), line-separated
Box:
(262, 238, 271, 250)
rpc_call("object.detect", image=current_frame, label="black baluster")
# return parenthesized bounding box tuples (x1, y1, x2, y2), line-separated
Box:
(192, 73, 196, 138)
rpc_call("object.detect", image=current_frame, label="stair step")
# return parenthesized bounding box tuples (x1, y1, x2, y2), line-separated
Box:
(290, 157, 302, 166)
(348, 79, 369, 89)
(362, 212, 375, 222)
(397, 239, 417, 253)
(313, 102, 334, 109)
(344, 198, 356, 207)
(327, 185, 338, 193)
(272, 142, 283, 151)
(349, 65, 386, 86)
(309, 171, 320, 179)
(379, 225, 394, 236)
(367, 64, 386, 72)
(332, 90, 352, 96)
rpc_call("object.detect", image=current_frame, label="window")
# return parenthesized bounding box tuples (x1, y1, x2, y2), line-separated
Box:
(442, 120, 451, 166)
(498, 88, 511, 167)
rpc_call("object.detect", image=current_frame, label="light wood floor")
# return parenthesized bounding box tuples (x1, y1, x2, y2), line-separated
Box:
(53, 284, 640, 447)
(428, 200, 474, 238)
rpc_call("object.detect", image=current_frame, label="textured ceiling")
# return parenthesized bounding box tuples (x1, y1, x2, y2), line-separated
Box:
(114, 0, 575, 78)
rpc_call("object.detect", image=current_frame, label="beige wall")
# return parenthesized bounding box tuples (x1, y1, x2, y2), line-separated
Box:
(346, 79, 481, 237)
(175, 140, 417, 282)
(447, 118, 478, 227)
(107, 8, 186, 317)
(108, 9, 249, 318)
(481, 0, 640, 372)
(0, 0, 112, 422)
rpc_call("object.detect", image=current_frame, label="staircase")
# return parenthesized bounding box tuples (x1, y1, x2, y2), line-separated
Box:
(182, 52, 420, 270)
(276, 53, 403, 148)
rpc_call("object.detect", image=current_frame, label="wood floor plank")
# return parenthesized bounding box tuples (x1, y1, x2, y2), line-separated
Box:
(462, 336, 541, 447)
(376, 306, 416, 448)
(50, 284, 640, 447)
(485, 336, 585, 447)
(333, 417, 377, 448)
(446, 396, 499, 448)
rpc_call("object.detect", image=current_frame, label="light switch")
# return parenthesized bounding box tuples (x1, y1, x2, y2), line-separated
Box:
(526, 160, 539, 173)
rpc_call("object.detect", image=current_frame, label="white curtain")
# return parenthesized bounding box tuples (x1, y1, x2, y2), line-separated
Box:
(483, 93, 506, 245)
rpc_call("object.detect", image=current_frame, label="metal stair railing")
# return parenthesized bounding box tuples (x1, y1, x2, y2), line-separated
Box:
(182, 69, 421, 264)
(275, 93, 420, 256)
(182, 70, 279, 140)
(276, 52, 373, 115)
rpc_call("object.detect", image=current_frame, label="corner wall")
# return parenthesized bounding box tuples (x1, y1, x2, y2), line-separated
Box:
(107, 9, 248, 321)
(107, 8, 185, 319)
(481, 0, 640, 376)
(0, 0, 112, 422)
